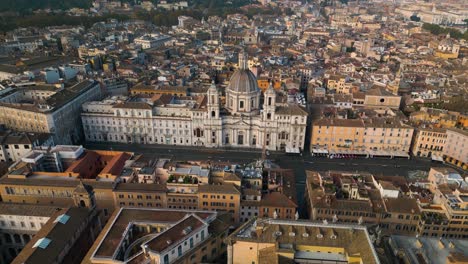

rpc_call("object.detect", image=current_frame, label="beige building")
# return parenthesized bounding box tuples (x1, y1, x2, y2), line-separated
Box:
(12, 206, 101, 264)
(226, 218, 380, 264)
(0, 145, 249, 227)
(363, 87, 401, 109)
(411, 128, 447, 160)
(327, 75, 352, 94)
(310, 117, 414, 157)
(198, 183, 241, 224)
(0, 204, 60, 263)
(420, 167, 468, 239)
(83, 208, 231, 264)
(443, 128, 467, 170)
(0, 81, 102, 144)
(305, 171, 421, 236)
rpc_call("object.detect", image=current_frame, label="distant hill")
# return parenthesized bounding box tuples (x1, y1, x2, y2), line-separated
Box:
(0, 0, 92, 13)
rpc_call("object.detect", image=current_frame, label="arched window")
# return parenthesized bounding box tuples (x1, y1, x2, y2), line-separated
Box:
(211, 111, 216, 117)
(79, 200, 86, 207)
(268, 97, 272, 106)
(267, 113, 271, 120)
(13, 234, 21, 244)
(4, 233, 12, 243)
(194, 128, 203, 137)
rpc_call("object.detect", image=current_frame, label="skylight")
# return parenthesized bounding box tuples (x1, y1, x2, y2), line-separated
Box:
(54, 214, 71, 224)
(33, 238, 51, 249)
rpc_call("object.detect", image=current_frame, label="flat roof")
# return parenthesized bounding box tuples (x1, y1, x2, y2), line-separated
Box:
(229, 218, 380, 264)
(390, 235, 468, 264)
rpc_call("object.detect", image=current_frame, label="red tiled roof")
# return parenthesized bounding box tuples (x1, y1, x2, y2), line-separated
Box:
(260, 192, 297, 208)
(100, 152, 131, 176)
(94, 209, 213, 258)
(145, 215, 205, 253)
(65, 151, 100, 177)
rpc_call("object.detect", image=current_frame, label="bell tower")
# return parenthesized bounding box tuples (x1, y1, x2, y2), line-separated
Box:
(263, 82, 276, 121)
(207, 80, 220, 119)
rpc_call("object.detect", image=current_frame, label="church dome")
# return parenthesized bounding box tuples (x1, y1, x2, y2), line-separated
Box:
(226, 50, 259, 94)
(227, 69, 259, 94)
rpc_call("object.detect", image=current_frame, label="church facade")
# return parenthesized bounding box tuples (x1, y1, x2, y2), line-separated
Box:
(81, 53, 307, 152)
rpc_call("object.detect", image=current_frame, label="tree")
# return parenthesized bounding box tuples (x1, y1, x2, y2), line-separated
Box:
(410, 15, 421, 22)
(422, 23, 467, 40)
(168, 175, 175, 183)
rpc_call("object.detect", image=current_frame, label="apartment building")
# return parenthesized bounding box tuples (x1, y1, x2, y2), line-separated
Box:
(419, 167, 468, 239)
(0, 130, 53, 162)
(411, 127, 447, 160)
(327, 75, 352, 94)
(410, 107, 467, 129)
(167, 182, 199, 210)
(12, 207, 101, 264)
(226, 218, 380, 264)
(443, 128, 467, 170)
(0, 145, 261, 228)
(258, 192, 297, 220)
(83, 208, 231, 264)
(0, 80, 102, 144)
(0, 204, 59, 263)
(310, 117, 414, 158)
(0, 146, 130, 221)
(113, 183, 167, 208)
(198, 184, 241, 223)
(305, 171, 421, 236)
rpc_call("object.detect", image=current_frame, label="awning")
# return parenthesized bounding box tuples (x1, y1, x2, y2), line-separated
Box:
(312, 149, 329, 154)
(330, 149, 367, 155)
(392, 151, 410, 158)
(286, 146, 300, 154)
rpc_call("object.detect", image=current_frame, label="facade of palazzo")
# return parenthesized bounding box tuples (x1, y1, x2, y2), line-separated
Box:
(81, 52, 308, 152)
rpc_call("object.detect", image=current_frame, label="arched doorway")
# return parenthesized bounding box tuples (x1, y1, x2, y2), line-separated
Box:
(237, 132, 244, 145)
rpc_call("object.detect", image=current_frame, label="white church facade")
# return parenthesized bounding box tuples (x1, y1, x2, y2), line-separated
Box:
(81, 53, 308, 152)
